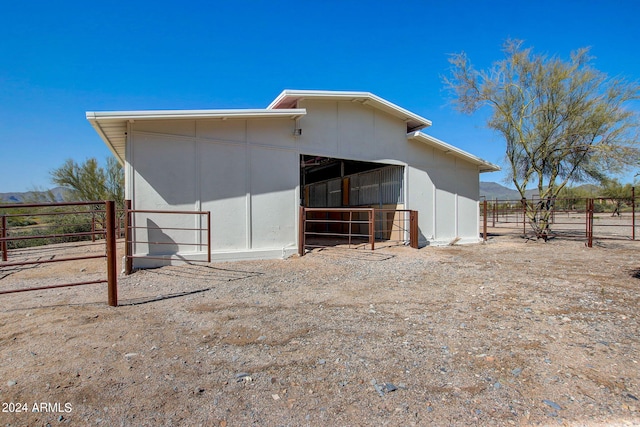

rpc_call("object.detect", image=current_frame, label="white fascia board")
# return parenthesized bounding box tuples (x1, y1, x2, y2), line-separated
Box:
(268, 90, 431, 131)
(268, 89, 376, 108)
(86, 108, 306, 121)
(408, 131, 500, 173)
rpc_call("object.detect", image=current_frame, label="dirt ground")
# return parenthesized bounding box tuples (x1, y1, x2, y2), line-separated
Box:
(1, 234, 639, 426)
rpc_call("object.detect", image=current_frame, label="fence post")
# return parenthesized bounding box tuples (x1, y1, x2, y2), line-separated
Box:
(1, 215, 7, 262)
(586, 198, 594, 248)
(91, 210, 96, 242)
(409, 210, 419, 249)
(585, 198, 589, 241)
(207, 211, 211, 263)
(492, 199, 496, 227)
(522, 198, 527, 237)
(483, 200, 488, 242)
(369, 209, 375, 251)
(124, 200, 133, 275)
(633, 187, 636, 241)
(105, 201, 118, 307)
(116, 209, 121, 238)
(348, 210, 353, 247)
(589, 199, 595, 248)
(298, 206, 305, 257)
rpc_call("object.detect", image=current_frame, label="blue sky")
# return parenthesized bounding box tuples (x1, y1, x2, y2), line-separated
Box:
(1, 0, 639, 192)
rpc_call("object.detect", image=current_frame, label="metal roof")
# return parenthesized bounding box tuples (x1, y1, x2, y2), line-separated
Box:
(85, 109, 306, 164)
(87, 91, 496, 173)
(268, 90, 432, 133)
(407, 131, 500, 173)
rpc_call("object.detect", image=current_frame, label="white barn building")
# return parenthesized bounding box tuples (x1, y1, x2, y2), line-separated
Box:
(87, 90, 498, 267)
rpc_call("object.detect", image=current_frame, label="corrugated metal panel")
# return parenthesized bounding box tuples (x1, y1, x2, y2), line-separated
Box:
(349, 165, 403, 206)
(308, 182, 327, 207)
(357, 170, 380, 205)
(307, 165, 404, 207)
(328, 178, 342, 207)
(349, 176, 359, 206)
(380, 166, 403, 204)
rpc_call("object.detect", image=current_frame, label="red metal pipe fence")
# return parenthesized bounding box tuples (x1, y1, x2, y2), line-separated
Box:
(298, 207, 419, 255)
(105, 201, 118, 306)
(633, 187, 636, 241)
(482, 199, 488, 242)
(1, 200, 216, 304)
(1, 214, 6, 262)
(123, 202, 211, 274)
(586, 198, 594, 248)
(480, 190, 637, 245)
(0, 200, 118, 306)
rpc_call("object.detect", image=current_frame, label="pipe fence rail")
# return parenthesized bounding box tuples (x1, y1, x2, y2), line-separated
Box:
(123, 200, 211, 274)
(0, 200, 118, 306)
(373, 209, 419, 248)
(480, 190, 637, 247)
(298, 207, 418, 255)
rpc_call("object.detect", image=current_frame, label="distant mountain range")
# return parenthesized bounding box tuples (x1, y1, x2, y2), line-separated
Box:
(480, 181, 601, 200)
(480, 182, 531, 200)
(0, 187, 68, 203)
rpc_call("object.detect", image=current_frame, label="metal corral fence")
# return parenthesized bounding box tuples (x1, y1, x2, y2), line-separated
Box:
(0, 201, 118, 306)
(123, 200, 211, 274)
(480, 192, 637, 247)
(1, 200, 213, 305)
(298, 207, 418, 254)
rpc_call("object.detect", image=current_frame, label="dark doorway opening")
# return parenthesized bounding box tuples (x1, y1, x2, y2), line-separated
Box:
(300, 155, 404, 208)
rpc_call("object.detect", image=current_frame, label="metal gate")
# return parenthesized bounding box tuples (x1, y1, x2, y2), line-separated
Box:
(0, 201, 118, 306)
(123, 200, 211, 274)
(480, 193, 637, 246)
(298, 207, 418, 255)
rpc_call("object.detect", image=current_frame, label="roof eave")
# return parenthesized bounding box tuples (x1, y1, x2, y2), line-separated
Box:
(268, 90, 432, 132)
(408, 131, 501, 173)
(86, 108, 307, 166)
(87, 118, 125, 165)
(86, 108, 306, 121)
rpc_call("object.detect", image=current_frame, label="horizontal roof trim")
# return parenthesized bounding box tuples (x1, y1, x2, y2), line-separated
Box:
(407, 131, 500, 173)
(86, 108, 306, 121)
(268, 90, 431, 133)
(85, 109, 306, 165)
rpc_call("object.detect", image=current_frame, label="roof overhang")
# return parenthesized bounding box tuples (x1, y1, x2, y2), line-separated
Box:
(268, 90, 431, 133)
(86, 108, 306, 164)
(86, 109, 306, 122)
(407, 131, 500, 173)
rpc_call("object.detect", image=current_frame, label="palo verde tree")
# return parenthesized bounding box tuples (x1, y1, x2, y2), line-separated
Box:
(50, 157, 124, 209)
(49, 157, 124, 234)
(445, 40, 640, 240)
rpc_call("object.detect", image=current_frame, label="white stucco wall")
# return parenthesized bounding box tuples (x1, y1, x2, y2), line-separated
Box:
(127, 117, 300, 265)
(125, 99, 484, 265)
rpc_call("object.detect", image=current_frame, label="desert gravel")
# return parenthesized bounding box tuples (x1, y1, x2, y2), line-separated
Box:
(1, 235, 639, 426)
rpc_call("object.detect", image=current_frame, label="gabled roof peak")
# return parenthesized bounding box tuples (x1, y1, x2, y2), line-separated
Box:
(268, 89, 431, 133)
